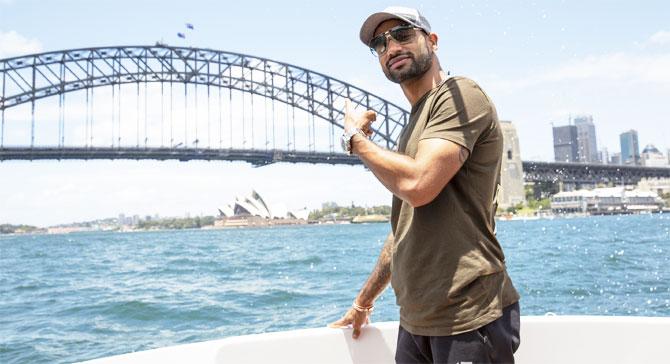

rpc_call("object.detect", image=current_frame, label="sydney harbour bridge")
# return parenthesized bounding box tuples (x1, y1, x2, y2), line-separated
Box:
(1, 45, 669, 185)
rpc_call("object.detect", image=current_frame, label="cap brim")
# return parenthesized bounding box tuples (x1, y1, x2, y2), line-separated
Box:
(359, 12, 406, 46)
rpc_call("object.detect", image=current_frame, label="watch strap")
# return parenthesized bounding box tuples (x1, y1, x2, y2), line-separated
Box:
(343, 128, 365, 155)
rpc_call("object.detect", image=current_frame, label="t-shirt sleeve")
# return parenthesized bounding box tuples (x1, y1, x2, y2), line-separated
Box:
(419, 79, 494, 154)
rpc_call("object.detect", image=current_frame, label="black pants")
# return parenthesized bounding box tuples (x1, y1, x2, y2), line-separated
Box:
(395, 302, 520, 364)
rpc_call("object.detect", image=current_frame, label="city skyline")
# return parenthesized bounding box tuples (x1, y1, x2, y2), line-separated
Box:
(1, 0, 669, 226)
(551, 115, 668, 166)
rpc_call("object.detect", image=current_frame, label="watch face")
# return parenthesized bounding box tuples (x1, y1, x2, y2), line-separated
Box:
(341, 133, 348, 152)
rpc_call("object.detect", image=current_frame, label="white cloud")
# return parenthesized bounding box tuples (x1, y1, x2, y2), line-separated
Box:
(648, 30, 670, 46)
(542, 52, 670, 83)
(0, 30, 42, 58)
(487, 52, 670, 93)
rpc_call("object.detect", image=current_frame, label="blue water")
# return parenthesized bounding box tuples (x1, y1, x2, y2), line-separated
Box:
(1, 214, 669, 363)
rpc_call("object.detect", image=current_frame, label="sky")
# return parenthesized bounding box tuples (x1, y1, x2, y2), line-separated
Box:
(1, 0, 669, 226)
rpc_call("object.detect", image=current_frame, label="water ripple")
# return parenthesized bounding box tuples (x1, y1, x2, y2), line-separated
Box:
(1, 216, 668, 363)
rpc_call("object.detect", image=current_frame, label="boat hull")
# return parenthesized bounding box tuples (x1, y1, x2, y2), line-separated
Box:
(81, 316, 670, 363)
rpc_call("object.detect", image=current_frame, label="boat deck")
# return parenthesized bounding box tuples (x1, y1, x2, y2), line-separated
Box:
(82, 316, 670, 363)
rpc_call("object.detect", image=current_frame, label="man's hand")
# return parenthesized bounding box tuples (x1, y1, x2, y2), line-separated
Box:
(328, 307, 371, 339)
(344, 99, 376, 136)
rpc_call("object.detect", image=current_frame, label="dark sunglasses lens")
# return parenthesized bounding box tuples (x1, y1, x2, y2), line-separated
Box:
(369, 35, 386, 55)
(390, 27, 416, 43)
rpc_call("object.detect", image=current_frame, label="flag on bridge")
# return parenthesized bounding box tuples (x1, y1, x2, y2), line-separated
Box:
(177, 32, 185, 39)
(186, 23, 194, 30)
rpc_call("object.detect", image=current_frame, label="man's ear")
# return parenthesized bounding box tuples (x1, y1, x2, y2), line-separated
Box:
(428, 33, 439, 51)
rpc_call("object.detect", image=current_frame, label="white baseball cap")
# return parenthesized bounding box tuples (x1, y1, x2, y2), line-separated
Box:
(359, 6, 432, 46)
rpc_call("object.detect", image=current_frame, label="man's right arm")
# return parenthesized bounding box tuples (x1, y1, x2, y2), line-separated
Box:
(355, 231, 393, 307)
(328, 231, 394, 339)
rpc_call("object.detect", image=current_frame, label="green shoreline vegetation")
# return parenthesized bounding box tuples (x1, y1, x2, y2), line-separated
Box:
(136, 216, 216, 230)
(1, 224, 44, 234)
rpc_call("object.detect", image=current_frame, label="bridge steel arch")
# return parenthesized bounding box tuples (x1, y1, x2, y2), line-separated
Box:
(2, 46, 669, 185)
(0, 45, 408, 151)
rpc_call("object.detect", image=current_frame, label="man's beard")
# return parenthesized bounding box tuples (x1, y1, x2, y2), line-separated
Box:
(383, 50, 432, 84)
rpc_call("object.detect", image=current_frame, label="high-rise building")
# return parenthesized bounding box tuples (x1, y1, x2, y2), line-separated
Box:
(553, 124, 578, 162)
(620, 130, 640, 165)
(498, 120, 525, 208)
(574, 115, 599, 163)
(599, 147, 610, 165)
(118, 213, 126, 226)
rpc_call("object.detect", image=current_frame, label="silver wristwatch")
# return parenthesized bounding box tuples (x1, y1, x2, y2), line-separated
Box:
(341, 128, 365, 155)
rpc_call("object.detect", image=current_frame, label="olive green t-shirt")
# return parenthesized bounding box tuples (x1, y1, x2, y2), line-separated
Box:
(390, 76, 520, 336)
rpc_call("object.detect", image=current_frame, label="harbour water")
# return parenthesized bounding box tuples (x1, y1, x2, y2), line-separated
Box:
(1, 214, 669, 363)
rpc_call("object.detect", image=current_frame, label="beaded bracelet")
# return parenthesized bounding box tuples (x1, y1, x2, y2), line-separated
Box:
(352, 300, 374, 314)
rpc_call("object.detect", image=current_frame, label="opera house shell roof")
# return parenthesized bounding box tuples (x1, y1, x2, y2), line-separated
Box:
(219, 190, 308, 220)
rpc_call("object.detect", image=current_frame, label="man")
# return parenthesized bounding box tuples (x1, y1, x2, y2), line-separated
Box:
(328, 6, 521, 364)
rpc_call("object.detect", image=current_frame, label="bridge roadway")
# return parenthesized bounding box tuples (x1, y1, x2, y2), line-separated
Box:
(2, 147, 669, 184)
(522, 160, 670, 184)
(0, 147, 362, 166)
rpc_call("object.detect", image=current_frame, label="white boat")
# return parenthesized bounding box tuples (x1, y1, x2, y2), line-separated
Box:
(81, 315, 669, 364)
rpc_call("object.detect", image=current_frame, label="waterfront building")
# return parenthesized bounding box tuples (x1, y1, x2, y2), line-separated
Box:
(216, 190, 310, 227)
(637, 177, 670, 196)
(498, 120, 525, 208)
(233, 191, 273, 219)
(553, 124, 579, 162)
(574, 115, 599, 163)
(218, 205, 234, 217)
(610, 152, 621, 165)
(620, 130, 640, 165)
(217, 190, 274, 218)
(550, 187, 663, 214)
(641, 144, 668, 167)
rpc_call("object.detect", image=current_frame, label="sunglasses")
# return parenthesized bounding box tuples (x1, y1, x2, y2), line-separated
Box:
(369, 25, 425, 57)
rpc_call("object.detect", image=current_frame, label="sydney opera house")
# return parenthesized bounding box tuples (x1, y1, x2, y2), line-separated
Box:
(215, 190, 309, 228)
